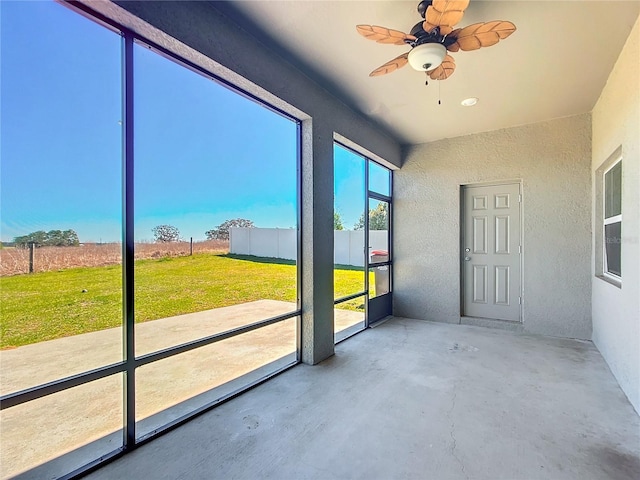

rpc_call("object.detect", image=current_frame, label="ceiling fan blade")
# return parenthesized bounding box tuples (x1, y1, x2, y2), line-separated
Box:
(356, 25, 416, 45)
(447, 21, 516, 52)
(423, 0, 470, 35)
(369, 52, 410, 77)
(427, 55, 456, 80)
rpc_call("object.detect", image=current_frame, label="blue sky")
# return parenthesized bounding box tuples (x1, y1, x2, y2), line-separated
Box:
(334, 144, 365, 229)
(1, 1, 384, 243)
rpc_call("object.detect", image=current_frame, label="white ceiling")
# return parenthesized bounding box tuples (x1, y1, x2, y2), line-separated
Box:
(217, 1, 639, 145)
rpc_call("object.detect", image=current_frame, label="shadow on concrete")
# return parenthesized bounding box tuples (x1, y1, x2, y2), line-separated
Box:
(11, 356, 296, 480)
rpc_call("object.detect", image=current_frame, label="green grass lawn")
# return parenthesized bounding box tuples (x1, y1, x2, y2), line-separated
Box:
(0, 254, 367, 348)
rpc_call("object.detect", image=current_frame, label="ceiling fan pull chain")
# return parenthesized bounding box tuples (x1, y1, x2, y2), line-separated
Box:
(438, 80, 441, 105)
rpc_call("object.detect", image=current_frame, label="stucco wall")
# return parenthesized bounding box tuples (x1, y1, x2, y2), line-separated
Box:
(591, 16, 640, 413)
(395, 114, 592, 339)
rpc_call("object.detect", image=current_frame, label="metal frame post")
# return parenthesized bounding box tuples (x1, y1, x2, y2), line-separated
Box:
(122, 31, 136, 449)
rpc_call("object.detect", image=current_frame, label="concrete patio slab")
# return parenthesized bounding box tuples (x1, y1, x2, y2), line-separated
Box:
(0, 300, 363, 479)
(85, 317, 640, 480)
(1, 300, 362, 395)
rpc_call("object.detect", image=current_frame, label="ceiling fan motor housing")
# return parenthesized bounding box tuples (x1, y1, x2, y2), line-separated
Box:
(409, 22, 457, 48)
(417, 0, 432, 18)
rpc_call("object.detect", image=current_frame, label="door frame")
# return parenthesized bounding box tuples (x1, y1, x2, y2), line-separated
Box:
(459, 179, 524, 323)
(332, 140, 393, 340)
(366, 190, 393, 326)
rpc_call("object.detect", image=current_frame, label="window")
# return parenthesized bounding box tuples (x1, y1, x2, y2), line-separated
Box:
(603, 160, 622, 278)
(333, 143, 366, 342)
(596, 147, 623, 286)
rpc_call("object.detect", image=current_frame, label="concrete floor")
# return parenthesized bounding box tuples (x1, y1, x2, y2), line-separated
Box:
(84, 317, 640, 480)
(0, 301, 363, 479)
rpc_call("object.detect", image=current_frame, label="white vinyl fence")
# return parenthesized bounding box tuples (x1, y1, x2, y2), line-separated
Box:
(229, 228, 388, 267)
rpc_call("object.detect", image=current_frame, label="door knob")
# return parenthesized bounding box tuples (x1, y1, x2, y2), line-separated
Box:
(464, 256, 471, 261)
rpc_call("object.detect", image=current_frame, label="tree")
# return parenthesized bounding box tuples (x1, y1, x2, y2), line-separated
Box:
(13, 229, 80, 248)
(43, 229, 79, 246)
(354, 203, 388, 230)
(14, 231, 47, 248)
(334, 212, 344, 231)
(206, 218, 255, 241)
(369, 202, 389, 230)
(62, 229, 80, 246)
(152, 224, 181, 243)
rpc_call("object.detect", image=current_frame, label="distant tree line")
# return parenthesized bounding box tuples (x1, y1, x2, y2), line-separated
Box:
(150, 219, 256, 243)
(14, 229, 80, 248)
(205, 219, 255, 241)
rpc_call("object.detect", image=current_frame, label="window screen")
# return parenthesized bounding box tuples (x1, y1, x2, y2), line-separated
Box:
(603, 161, 622, 278)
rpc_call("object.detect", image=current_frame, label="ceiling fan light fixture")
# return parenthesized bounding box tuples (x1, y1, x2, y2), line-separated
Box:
(408, 43, 447, 72)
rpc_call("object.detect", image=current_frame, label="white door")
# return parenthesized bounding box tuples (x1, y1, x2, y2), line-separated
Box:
(462, 183, 521, 322)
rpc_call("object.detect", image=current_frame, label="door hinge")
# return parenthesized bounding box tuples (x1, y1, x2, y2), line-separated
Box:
(518, 245, 522, 254)
(518, 194, 522, 203)
(519, 296, 522, 305)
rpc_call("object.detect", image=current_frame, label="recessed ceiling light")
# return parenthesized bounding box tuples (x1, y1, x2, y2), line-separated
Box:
(461, 97, 478, 107)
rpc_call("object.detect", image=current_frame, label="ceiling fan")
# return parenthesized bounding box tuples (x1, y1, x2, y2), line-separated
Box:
(357, 0, 516, 82)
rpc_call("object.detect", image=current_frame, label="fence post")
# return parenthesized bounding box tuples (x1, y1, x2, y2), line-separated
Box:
(29, 242, 35, 273)
(190, 237, 193, 256)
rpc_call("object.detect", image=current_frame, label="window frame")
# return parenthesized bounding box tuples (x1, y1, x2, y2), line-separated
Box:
(602, 160, 622, 280)
(332, 140, 394, 340)
(596, 147, 623, 287)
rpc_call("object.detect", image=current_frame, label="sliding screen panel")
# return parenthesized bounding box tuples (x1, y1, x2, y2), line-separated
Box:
(135, 318, 297, 439)
(0, 0, 123, 392)
(133, 42, 299, 356)
(0, 4, 124, 478)
(333, 144, 366, 340)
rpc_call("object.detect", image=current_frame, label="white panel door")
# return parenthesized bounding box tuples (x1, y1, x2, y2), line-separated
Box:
(463, 183, 521, 322)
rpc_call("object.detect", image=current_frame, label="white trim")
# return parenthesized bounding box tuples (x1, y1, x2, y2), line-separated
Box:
(603, 157, 622, 176)
(603, 218, 622, 280)
(602, 157, 622, 280)
(594, 147, 623, 287)
(604, 214, 622, 225)
(603, 159, 622, 219)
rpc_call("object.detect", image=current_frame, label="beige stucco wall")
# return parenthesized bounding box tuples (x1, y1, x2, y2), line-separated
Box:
(591, 16, 640, 413)
(395, 114, 592, 339)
